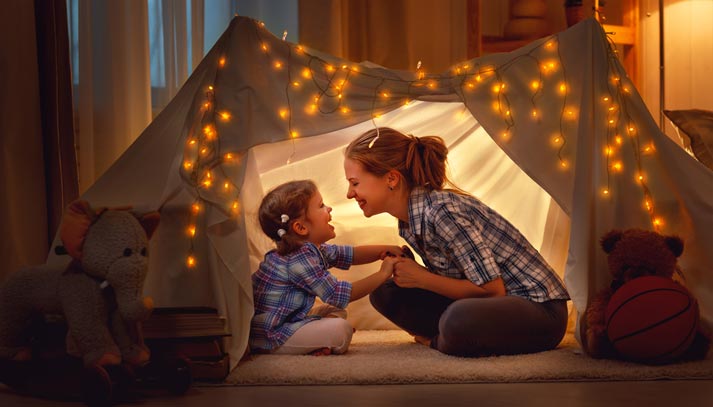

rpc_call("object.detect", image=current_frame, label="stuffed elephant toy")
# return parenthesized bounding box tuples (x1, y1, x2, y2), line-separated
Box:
(0, 200, 160, 367)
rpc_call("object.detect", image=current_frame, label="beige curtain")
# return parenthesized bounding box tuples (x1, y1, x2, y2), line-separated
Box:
(299, 0, 467, 73)
(0, 0, 78, 282)
(76, 0, 152, 193)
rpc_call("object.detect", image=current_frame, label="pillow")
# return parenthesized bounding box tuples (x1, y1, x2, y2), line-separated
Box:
(663, 109, 713, 170)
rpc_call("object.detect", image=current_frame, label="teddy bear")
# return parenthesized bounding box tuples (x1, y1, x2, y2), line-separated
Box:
(581, 228, 711, 362)
(0, 199, 160, 368)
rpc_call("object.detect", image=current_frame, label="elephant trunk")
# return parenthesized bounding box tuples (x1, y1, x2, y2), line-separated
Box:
(115, 289, 154, 322)
(101, 255, 153, 322)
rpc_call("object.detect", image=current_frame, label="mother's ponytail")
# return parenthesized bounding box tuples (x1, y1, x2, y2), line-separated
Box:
(405, 134, 448, 189)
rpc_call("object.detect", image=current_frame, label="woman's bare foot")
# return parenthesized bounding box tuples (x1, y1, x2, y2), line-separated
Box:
(309, 347, 332, 356)
(413, 335, 432, 347)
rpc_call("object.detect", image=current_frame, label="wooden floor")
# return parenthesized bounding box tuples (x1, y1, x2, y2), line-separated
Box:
(2, 380, 712, 406)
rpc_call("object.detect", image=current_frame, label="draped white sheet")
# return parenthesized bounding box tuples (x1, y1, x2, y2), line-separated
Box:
(46, 17, 713, 370)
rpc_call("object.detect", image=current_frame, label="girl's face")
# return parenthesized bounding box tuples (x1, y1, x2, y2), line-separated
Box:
(302, 190, 335, 245)
(344, 158, 390, 218)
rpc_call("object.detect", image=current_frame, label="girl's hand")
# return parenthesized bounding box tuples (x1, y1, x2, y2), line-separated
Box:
(393, 259, 429, 288)
(379, 255, 401, 277)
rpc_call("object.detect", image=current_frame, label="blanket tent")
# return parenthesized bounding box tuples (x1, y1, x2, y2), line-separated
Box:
(46, 16, 713, 369)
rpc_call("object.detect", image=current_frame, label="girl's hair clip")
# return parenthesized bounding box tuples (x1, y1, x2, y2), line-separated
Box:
(277, 228, 287, 238)
(280, 214, 289, 223)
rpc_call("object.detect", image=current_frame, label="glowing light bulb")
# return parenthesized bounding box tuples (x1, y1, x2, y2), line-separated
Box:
(302, 68, 311, 78)
(291, 130, 299, 138)
(279, 109, 288, 119)
(191, 203, 201, 214)
(219, 57, 226, 67)
(530, 81, 540, 90)
(188, 226, 196, 237)
(219, 111, 231, 121)
(187, 255, 196, 268)
(274, 61, 282, 69)
(183, 161, 193, 170)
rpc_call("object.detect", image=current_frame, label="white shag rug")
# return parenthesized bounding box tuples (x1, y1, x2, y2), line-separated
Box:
(226, 330, 713, 385)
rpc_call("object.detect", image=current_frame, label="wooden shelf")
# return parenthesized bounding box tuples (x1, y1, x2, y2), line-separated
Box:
(481, 35, 545, 54)
(602, 24, 635, 45)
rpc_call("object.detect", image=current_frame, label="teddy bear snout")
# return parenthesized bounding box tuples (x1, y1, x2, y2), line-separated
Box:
(622, 265, 656, 282)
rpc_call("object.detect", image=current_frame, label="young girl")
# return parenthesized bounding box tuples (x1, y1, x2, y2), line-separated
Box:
(343, 127, 571, 357)
(250, 180, 404, 356)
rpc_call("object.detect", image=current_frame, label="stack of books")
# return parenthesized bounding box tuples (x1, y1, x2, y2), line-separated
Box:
(143, 307, 231, 381)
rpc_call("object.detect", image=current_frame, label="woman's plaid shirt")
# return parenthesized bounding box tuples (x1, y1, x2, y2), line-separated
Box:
(398, 187, 569, 302)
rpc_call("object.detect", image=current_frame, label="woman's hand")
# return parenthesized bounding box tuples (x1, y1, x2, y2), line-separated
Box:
(379, 245, 415, 260)
(392, 258, 430, 288)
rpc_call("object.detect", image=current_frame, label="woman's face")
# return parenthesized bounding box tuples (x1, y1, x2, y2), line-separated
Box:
(344, 158, 390, 218)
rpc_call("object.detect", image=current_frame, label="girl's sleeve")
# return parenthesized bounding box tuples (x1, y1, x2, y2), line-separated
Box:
(290, 248, 352, 309)
(430, 202, 502, 285)
(320, 244, 354, 270)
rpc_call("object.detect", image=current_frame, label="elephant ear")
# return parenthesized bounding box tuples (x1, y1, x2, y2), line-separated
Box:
(139, 212, 161, 240)
(60, 200, 97, 259)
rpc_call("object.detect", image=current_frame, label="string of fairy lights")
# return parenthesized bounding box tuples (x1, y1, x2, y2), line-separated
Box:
(177, 17, 664, 269)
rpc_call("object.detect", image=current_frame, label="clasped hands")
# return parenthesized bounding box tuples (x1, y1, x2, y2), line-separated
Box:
(379, 245, 429, 289)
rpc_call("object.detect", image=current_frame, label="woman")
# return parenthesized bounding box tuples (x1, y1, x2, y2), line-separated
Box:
(343, 127, 570, 357)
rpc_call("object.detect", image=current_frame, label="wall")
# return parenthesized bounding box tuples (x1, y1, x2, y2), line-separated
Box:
(639, 0, 713, 138)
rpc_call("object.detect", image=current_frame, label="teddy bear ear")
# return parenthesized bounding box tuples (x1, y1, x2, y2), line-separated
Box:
(664, 235, 684, 258)
(139, 212, 161, 240)
(600, 229, 623, 253)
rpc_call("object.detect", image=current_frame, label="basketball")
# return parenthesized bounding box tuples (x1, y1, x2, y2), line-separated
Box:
(605, 276, 699, 364)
